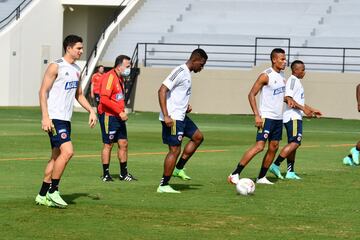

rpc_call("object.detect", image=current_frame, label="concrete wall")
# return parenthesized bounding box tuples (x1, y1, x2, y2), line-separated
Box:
(0, 0, 63, 106)
(133, 64, 360, 120)
(63, 5, 117, 59)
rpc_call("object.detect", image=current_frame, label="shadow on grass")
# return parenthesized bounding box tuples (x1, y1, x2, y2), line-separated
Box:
(62, 193, 101, 205)
(170, 183, 203, 191)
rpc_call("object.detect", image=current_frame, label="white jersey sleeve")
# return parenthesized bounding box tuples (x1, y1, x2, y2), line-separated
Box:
(162, 66, 185, 91)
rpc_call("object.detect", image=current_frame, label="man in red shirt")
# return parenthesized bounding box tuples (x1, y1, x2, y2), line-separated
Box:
(91, 65, 104, 107)
(98, 55, 136, 182)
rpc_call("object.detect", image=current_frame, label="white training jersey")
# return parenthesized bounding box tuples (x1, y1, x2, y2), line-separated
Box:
(258, 67, 286, 120)
(283, 75, 305, 123)
(159, 64, 191, 121)
(47, 58, 81, 121)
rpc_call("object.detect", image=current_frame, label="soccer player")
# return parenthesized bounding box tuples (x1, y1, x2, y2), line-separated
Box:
(98, 55, 136, 182)
(269, 60, 322, 179)
(91, 65, 105, 108)
(228, 48, 289, 185)
(35, 35, 97, 208)
(157, 48, 208, 193)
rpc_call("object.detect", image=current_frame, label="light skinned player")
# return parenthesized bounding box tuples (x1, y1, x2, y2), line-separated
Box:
(36, 35, 97, 208)
(228, 48, 293, 185)
(157, 48, 208, 193)
(269, 60, 322, 179)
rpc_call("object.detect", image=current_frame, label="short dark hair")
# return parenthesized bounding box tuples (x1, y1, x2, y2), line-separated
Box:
(270, 48, 285, 62)
(190, 48, 208, 61)
(291, 60, 304, 71)
(63, 35, 83, 52)
(114, 55, 131, 68)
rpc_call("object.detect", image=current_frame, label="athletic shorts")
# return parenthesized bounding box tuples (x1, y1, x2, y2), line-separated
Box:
(161, 116, 198, 146)
(284, 119, 303, 144)
(256, 118, 283, 142)
(48, 119, 71, 148)
(99, 113, 127, 144)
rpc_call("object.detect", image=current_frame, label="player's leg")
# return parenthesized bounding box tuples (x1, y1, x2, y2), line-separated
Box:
(228, 119, 272, 184)
(35, 148, 59, 207)
(256, 140, 279, 184)
(157, 120, 183, 193)
(99, 113, 114, 181)
(173, 117, 203, 180)
(256, 119, 283, 184)
(46, 141, 74, 207)
(227, 141, 266, 184)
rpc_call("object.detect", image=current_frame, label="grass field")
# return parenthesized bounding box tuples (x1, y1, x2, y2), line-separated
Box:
(0, 107, 359, 240)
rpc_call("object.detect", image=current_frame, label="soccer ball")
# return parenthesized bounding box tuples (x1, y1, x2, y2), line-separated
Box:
(236, 178, 255, 196)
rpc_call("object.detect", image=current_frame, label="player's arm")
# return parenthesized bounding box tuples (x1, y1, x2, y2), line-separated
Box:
(76, 81, 97, 128)
(248, 73, 268, 128)
(39, 63, 58, 132)
(158, 84, 173, 127)
(285, 96, 312, 117)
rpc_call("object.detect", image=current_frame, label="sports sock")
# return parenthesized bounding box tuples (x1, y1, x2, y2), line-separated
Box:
(231, 163, 245, 175)
(160, 175, 171, 186)
(48, 179, 60, 193)
(274, 155, 285, 166)
(39, 182, 51, 196)
(103, 164, 110, 176)
(257, 167, 269, 179)
(287, 160, 294, 172)
(120, 162, 128, 176)
(175, 157, 188, 170)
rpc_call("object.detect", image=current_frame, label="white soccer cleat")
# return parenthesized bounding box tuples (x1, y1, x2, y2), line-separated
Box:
(256, 177, 274, 185)
(227, 173, 239, 185)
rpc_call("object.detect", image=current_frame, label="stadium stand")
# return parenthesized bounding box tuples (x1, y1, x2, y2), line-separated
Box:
(100, 0, 360, 70)
(0, 0, 23, 21)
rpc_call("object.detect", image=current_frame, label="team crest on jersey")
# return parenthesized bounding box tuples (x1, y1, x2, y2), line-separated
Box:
(65, 81, 78, 90)
(60, 132, 67, 139)
(116, 93, 124, 101)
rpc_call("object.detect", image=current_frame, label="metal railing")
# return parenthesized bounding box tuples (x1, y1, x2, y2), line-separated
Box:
(0, 0, 32, 31)
(130, 40, 360, 73)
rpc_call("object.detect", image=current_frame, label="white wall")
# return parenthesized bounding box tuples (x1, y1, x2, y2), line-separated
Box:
(0, 0, 63, 106)
(134, 64, 360, 120)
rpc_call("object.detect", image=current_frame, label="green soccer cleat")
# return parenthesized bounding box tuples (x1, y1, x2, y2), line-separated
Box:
(350, 147, 359, 165)
(343, 156, 354, 166)
(285, 171, 301, 180)
(35, 194, 56, 207)
(172, 168, 191, 180)
(157, 185, 181, 193)
(46, 191, 68, 208)
(269, 163, 284, 179)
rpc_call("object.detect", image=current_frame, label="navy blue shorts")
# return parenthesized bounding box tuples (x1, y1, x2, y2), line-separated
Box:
(48, 119, 71, 148)
(161, 116, 198, 146)
(284, 119, 303, 144)
(256, 118, 283, 142)
(99, 113, 127, 144)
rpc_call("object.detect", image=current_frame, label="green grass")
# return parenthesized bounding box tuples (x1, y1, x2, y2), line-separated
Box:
(0, 107, 359, 240)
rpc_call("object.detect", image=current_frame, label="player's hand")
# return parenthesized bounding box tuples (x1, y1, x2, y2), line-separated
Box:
(312, 109, 322, 118)
(287, 98, 296, 108)
(89, 111, 97, 128)
(164, 116, 174, 127)
(254, 115, 263, 128)
(186, 104, 192, 113)
(41, 117, 53, 132)
(119, 111, 128, 121)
